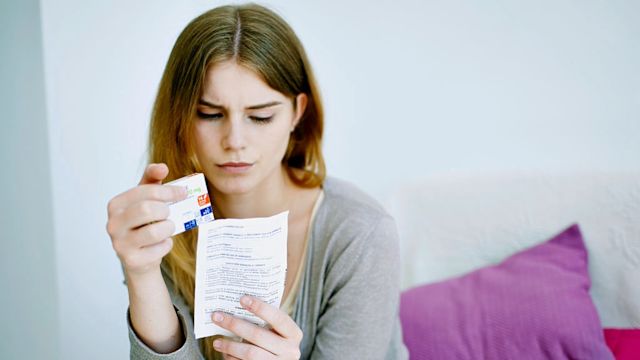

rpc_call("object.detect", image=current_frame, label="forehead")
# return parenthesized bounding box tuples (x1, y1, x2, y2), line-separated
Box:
(201, 61, 285, 105)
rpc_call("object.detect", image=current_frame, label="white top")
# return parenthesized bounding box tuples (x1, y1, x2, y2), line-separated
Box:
(280, 189, 325, 316)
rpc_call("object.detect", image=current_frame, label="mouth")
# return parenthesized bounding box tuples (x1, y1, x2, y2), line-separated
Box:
(216, 162, 254, 174)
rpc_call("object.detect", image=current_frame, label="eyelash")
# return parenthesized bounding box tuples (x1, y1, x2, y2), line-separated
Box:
(196, 111, 273, 124)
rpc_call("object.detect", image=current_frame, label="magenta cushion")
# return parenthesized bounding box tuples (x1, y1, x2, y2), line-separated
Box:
(603, 328, 640, 359)
(400, 224, 614, 360)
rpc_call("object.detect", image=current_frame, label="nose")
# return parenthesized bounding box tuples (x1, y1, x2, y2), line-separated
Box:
(221, 115, 247, 151)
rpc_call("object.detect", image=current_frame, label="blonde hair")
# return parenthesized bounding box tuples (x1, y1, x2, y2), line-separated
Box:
(147, 3, 324, 358)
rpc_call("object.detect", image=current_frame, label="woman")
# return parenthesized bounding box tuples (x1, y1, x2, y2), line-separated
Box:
(106, 4, 408, 359)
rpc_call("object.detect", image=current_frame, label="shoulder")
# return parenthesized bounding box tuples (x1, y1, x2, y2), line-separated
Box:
(314, 176, 398, 249)
(321, 176, 390, 221)
(311, 176, 401, 291)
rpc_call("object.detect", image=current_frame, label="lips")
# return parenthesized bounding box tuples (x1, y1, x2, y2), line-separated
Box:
(217, 162, 254, 174)
(219, 162, 252, 167)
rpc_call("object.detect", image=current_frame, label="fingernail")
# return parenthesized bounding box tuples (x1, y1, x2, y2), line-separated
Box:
(213, 312, 224, 322)
(213, 340, 222, 349)
(241, 296, 252, 307)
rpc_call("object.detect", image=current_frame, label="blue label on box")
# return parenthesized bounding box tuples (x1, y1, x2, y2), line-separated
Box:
(184, 219, 197, 231)
(200, 206, 212, 217)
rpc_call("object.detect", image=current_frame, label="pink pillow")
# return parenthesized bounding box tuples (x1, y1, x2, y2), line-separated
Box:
(603, 329, 640, 359)
(400, 224, 614, 359)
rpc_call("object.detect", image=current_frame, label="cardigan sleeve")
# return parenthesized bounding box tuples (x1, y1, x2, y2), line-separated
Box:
(125, 269, 205, 360)
(310, 214, 408, 360)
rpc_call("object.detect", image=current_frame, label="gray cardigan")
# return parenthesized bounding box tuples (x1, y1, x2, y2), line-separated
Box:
(126, 177, 409, 359)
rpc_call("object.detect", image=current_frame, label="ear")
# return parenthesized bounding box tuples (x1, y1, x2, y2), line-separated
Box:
(291, 93, 308, 130)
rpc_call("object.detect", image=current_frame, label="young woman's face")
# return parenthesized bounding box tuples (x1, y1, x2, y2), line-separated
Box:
(193, 61, 306, 195)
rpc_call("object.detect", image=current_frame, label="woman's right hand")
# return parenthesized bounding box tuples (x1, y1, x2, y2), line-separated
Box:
(106, 163, 188, 278)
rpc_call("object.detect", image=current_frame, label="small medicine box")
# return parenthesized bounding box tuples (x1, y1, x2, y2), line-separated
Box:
(164, 173, 214, 235)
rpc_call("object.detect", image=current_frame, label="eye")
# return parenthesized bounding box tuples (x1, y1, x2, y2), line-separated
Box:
(197, 111, 223, 120)
(249, 115, 273, 124)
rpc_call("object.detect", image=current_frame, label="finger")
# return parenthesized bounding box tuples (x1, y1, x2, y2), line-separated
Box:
(139, 163, 169, 185)
(118, 200, 170, 230)
(240, 296, 303, 341)
(213, 338, 276, 360)
(211, 312, 288, 355)
(120, 237, 173, 271)
(129, 220, 175, 248)
(139, 237, 173, 258)
(128, 238, 173, 267)
(108, 184, 187, 215)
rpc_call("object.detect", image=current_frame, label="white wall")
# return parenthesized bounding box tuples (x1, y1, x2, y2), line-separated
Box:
(4, 0, 638, 358)
(0, 0, 59, 358)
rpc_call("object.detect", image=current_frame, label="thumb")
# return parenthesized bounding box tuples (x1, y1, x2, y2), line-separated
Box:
(139, 163, 169, 185)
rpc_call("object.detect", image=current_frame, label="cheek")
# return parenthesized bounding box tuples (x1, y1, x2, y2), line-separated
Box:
(262, 124, 291, 155)
(193, 124, 217, 157)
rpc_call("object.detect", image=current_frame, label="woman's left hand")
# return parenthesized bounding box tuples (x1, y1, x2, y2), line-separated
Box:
(212, 295, 303, 359)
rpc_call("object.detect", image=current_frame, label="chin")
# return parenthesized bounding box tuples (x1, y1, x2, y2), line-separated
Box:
(210, 174, 259, 195)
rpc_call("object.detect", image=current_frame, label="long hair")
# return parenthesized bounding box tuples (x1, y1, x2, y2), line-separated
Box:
(147, 4, 325, 358)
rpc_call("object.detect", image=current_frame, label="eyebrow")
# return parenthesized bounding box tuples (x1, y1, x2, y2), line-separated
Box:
(198, 99, 282, 110)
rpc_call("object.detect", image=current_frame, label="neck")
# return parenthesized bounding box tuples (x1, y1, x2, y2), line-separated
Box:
(210, 166, 292, 219)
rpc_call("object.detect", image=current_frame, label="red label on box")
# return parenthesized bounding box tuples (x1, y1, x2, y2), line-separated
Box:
(198, 194, 210, 206)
